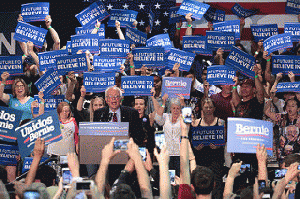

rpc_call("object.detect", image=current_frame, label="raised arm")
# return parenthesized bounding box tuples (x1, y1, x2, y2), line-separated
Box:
(116, 20, 125, 40)
(180, 117, 191, 185)
(0, 72, 11, 104)
(31, 91, 45, 118)
(253, 63, 265, 104)
(223, 161, 242, 198)
(45, 15, 60, 50)
(65, 71, 77, 102)
(231, 76, 241, 108)
(77, 86, 86, 112)
(185, 13, 193, 36)
(263, 51, 274, 84)
(91, 20, 101, 34)
(256, 144, 268, 182)
(174, 21, 182, 49)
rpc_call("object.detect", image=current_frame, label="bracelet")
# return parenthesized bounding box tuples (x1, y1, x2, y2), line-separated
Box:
(233, 110, 236, 113)
(255, 51, 259, 55)
(80, 96, 85, 98)
(1, 83, 5, 86)
(47, 26, 52, 30)
(95, 27, 99, 30)
(266, 59, 271, 62)
(40, 101, 45, 105)
(255, 75, 259, 79)
(232, 86, 237, 89)
(180, 136, 189, 140)
(187, 24, 192, 28)
(22, 54, 27, 57)
(177, 27, 181, 30)
(161, 104, 165, 108)
(130, 65, 134, 68)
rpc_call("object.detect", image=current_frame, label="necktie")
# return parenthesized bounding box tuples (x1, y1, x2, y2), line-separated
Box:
(112, 113, 118, 122)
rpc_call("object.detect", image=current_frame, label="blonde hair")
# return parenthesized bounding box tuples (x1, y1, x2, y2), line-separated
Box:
(89, 96, 105, 122)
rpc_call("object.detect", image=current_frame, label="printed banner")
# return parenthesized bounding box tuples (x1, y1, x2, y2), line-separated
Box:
(75, 0, 110, 28)
(146, 34, 173, 51)
(177, 0, 210, 20)
(284, 23, 300, 42)
(15, 110, 63, 158)
(22, 157, 49, 173)
(231, 3, 257, 18)
(213, 20, 240, 40)
(191, 126, 225, 146)
(14, 21, 48, 48)
(169, 7, 186, 24)
(161, 77, 192, 99)
(0, 107, 22, 143)
(125, 25, 147, 46)
(272, 55, 300, 75)
(204, 7, 225, 23)
(71, 34, 101, 54)
(182, 36, 212, 56)
(0, 56, 23, 75)
(276, 82, 300, 93)
(107, 9, 138, 27)
(207, 65, 235, 85)
(75, 24, 105, 38)
(263, 33, 293, 55)
(38, 50, 68, 71)
(251, 24, 279, 42)
(55, 54, 88, 75)
(0, 144, 19, 166)
(93, 56, 125, 72)
(33, 95, 65, 113)
(165, 48, 195, 71)
(83, 72, 115, 93)
(99, 39, 130, 58)
(79, 122, 129, 136)
(121, 76, 153, 96)
(286, 0, 300, 14)
(21, 2, 49, 22)
(34, 68, 61, 96)
(227, 117, 273, 156)
(206, 31, 236, 51)
(132, 47, 165, 69)
(225, 46, 256, 79)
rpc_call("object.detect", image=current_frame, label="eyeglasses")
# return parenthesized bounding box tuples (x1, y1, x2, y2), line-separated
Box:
(15, 85, 25, 88)
(107, 95, 120, 100)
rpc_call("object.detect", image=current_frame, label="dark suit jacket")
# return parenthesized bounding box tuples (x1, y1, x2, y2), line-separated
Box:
(93, 106, 144, 145)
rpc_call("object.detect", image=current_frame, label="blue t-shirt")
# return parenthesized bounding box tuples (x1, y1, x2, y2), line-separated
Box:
(8, 94, 34, 121)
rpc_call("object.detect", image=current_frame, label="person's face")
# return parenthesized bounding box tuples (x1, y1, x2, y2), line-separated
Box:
(134, 99, 146, 116)
(92, 98, 105, 112)
(286, 126, 299, 142)
(171, 104, 181, 117)
(60, 106, 70, 120)
(15, 82, 25, 97)
(239, 83, 254, 98)
(202, 102, 215, 116)
(201, 69, 207, 81)
(286, 100, 299, 116)
(221, 85, 232, 94)
(105, 88, 121, 111)
(153, 76, 162, 90)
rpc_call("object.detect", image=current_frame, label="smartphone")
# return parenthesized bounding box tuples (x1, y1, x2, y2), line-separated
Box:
(182, 107, 192, 124)
(239, 164, 251, 174)
(76, 180, 94, 190)
(113, 139, 129, 151)
(139, 147, 147, 161)
(274, 169, 287, 179)
(62, 168, 73, 188)
(258, 180, 267, 190)
(23, 190, 40, 199)
(169, 170, 176, 185)
(155, 131, 165, 150)
(60, 156, 68, 165)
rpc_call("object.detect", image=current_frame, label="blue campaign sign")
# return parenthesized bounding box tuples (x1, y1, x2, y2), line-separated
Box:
(107, 9, 138, 28)
(99, 39, 130, 58)
(66, 41, 72, 54)
(146, 34, 173, 51)
(22, 157, 50, 173)
(38, 50, 68, 71)
(15, 110, 63, 158)
(56, 54, 88, 75)
(227, 117, 273, 156)
(213, 20, 240, 40)
(225, 46, 256, 79)
(272, 55, 300, 75)
(165, 48, 195, 71)
(251, 24, 279, 42)
(75, 24, 105, 39)
(231, 3, 257, 18)
(21, 2, 49, 22)
(33, 95, 65, 113)
(207, 65, 235, 85)
(79, 122, 129, 136)
(0, 144, 19, 166)
(0, 56, 23, 75)
(14, 21, 48, 48)
(71, 34, 101, 54)
(34, 68, 61, 96)
(125, 25, 147, 46)
(284, 23, 300, 42)
(161, 77, 192, 99)
(93, 56, 125, 72)
(83, 72, 115, 93)
(206, 31, 236, 51)
(0, 107, 22, 143)
(286, 0, 300, 14)
(204, 7, 225, 23)
(182, 36, 212, 56)
(191, 126, 225, 146)
(264, 33, 293, 55)
(276, 82, 300, 93)
(132, 47, 165, 69)
(169, 7, 186, 24)
(75, 0, 110, 28)
(177, 0, 210, 20)
(121, 76, 153, 96)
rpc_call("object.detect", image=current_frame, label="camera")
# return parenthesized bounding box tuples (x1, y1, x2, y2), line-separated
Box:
(62, 168, 73, 188)
(76, 180, 94, 190)
(23, 190, 40, 199)
(155, 131, 165, 150)
(239, 164, 251, 174)
(182, 107, 192, 124)
(113, 139, 129, 151)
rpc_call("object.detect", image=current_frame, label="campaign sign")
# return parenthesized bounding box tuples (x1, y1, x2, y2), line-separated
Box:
(33, 95, 65, 113)
(169, 7, 186, 24)
(272, 55, 300, 75)
(231, 3, 257, 18)
(207, 65, 235, 85)
(146, 34, 173, 51)
(177, 0, 210, 20)
(276, 82, 300, 93)
(227, 117, 273, 156)
(165, 48, 195, 71)
(14, 21, 48, 48)
(182, 36, 212, 56)
(0, 56, 23, 75)
(22, 157, 50, 173)
(213, 20, 240, 40)
(191, 126, 225, 146)
(15, 110, 63, 158)
(0, 107, 22, 143)
(225, 46, 256, 79)
(107, 9, 138, 28)
(56, 54, 88, 75)
(75, 0, 110, 28)
(75, 24, 105, 39)
(21, 2, 49, 22)
(263, 33, 293, 55)
(0, 144, 19, 166)
(284, 23, 300, 42)
(71, 34, 101, 54)
(79, 122, 129, 136)
(206, 31, 236, 51)
(121, 76, 153, 96)
(125, 25, 147, 46)
(161, 77, 192, 99)
(204, 7, 225, 23)
(34, 68, 60, 96)
(83, 72, 115, 93)
(286, 0, 300, 14)
(38, 50, 68, 71)
(251, 24, 279, 42)
(99, 39, 130, 58)
(132, 47, 165, 69)
(66, 41, 72, 54)
(93, 56, 125, 72)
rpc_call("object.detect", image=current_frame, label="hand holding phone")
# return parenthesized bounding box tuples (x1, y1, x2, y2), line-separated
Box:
(114, 139, 129, 151)
(182, 107, 192, 124)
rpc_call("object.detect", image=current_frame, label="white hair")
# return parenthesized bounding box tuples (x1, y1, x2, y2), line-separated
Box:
(170, 97, 181, 107)
(105, 86, 122, 98)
